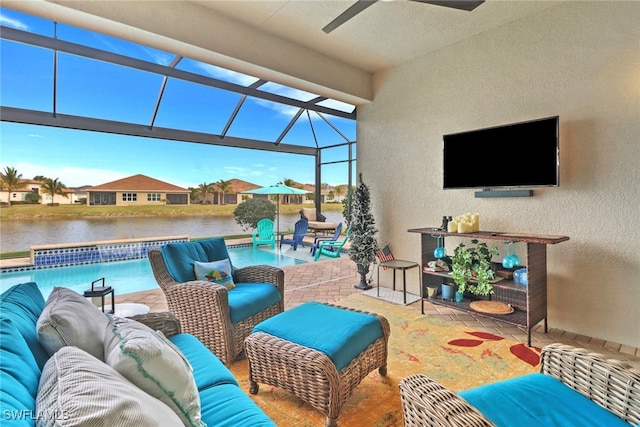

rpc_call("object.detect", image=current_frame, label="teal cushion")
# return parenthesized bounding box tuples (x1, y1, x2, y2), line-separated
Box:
(169, 333, 238, 391)
(460, 373, 630, 427)
(198, 238, 234, 273)
(0, 317, 41, 422)
(199, 383, 275, 427)
(0, 282, 48, 369)
(253, 302, 383, 372)
(161, 241, 207, 283)
(228, 283, 281, 324)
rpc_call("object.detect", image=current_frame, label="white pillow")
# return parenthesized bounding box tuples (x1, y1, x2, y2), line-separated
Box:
(193, 259, 236, 289)
(36, 286, 110, 360)
(36, 346, 183, 427)
(104, 316, 204, 427)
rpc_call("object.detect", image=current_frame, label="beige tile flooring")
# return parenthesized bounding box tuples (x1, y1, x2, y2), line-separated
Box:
(115, 255, 640, 369)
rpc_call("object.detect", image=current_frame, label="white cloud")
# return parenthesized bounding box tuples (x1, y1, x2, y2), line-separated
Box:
(0, 13, 28, 31)
(195, 63, 258, 86)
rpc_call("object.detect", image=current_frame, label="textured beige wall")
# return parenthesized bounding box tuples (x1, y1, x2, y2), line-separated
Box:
(359, 2, 640, 348)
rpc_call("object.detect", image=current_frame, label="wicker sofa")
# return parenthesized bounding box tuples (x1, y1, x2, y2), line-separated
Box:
(0, 282, 275, 426)
(148, 238, 284, 366)
(399, 343, 640, 426)
(300, 207, 337, 234)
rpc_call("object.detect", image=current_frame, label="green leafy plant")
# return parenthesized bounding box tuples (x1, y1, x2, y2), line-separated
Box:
(450, 239, 498, 296)
(232, 198, 276, 231)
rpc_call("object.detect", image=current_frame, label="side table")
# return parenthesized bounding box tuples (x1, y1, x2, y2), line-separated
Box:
(377, 259, 421, 305)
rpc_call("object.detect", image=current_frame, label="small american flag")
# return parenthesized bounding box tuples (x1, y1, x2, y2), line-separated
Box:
(376, 244, 395, 269)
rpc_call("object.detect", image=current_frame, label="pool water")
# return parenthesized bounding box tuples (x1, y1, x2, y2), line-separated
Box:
(0, 246, 306, 299)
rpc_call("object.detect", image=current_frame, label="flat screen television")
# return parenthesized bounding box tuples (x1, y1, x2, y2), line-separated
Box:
(443, 116, 559, 190)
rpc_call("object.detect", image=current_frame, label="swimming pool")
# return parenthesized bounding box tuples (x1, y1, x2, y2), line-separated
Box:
(0, 246, 306, 299)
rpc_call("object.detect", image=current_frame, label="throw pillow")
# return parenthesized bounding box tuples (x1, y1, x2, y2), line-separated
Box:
(36, 346, 183, 427)
(193, 259, 236, 290)
(36, 287, 110, 360)
(104, 316, 204, 427)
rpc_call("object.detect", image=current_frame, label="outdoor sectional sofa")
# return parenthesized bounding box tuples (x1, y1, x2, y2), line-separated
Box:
(0, 282, 275, 426)
(399, 343, 640, 426)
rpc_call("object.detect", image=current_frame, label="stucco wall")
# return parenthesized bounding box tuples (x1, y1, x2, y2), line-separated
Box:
(359, 2, 640, 347)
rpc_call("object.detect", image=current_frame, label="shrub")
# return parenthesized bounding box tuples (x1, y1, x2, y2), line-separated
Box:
(233, 198, 276, 231)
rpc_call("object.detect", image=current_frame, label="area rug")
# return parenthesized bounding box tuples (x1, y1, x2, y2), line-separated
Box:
(230, 293, 541, 426)
(362, 287, 421, 306)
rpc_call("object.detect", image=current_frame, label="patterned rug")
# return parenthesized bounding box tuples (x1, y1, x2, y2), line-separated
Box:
(362, 287, 422, 306)
(229, 293, 541, 426)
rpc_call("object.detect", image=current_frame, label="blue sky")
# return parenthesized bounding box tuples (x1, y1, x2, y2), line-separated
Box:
(0, 7, 356, 189)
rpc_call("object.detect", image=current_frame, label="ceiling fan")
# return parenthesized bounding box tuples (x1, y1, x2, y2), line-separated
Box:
(322, 0, 485, 33)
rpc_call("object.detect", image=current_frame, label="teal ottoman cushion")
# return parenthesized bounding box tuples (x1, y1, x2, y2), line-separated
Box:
(253, 302, 383, 372)
(227, 283, 281, 324)
(460, 373, 630, 427)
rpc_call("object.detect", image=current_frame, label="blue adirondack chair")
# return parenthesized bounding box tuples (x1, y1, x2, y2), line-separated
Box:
(314, 229, 350, 261)
(252, 218, 276, 249)
(279, 219, 308, 251)
(310, 222, 343, 256)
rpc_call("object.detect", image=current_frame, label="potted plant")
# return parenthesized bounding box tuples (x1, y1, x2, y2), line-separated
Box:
(450, 239, 498, 298)
(346, 174, 379, 290)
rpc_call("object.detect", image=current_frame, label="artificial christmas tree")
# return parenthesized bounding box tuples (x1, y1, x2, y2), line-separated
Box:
(348, 174, 379, 290)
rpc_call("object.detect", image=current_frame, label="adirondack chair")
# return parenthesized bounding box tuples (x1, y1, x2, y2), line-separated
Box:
(279, 219, 308, 251)
(310, 222, 344, 256)
(252, 218, 276, 249)
(314, 229, 350, 261)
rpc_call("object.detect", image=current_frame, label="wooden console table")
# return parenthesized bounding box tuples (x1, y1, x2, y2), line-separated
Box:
(408, 228, 569, 346)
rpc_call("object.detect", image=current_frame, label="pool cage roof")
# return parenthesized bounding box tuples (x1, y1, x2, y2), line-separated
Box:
(0, 8, 357, 205)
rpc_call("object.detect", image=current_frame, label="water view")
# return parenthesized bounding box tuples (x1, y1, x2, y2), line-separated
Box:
(0, 245, 309, 298)
(0, 211, 345, 253)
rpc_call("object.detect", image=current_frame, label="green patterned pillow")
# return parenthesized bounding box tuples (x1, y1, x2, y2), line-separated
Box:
(193, 259, 236, 290)
(103, 316, 204, 427)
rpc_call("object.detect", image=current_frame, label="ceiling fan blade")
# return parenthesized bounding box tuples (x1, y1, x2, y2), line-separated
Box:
(412, 0, 484, 12)
(323, 0, 378, 34)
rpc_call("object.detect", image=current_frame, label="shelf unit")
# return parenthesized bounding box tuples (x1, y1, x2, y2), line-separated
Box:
(408, 228, 569, 346)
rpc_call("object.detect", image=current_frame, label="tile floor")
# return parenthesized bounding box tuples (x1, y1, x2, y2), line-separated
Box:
(115, 255, 640, 369)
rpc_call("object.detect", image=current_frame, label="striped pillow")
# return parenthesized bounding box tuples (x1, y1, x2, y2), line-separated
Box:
(36, 346, 183, 426)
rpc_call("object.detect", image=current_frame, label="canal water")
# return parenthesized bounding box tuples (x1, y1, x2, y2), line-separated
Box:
(0, 211, 345, 253)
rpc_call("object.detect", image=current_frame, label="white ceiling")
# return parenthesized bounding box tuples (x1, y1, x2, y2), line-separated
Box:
(7, 0, 559, 104)
(193, 0, 559, 73)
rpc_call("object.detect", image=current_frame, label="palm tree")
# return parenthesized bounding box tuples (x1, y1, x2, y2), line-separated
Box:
(40, 177, 68, 205)
(197, 182, 214, 204)
(1, 166, 27, 206)
(334, 185, 345, 202)
(214, 179, 233, 205)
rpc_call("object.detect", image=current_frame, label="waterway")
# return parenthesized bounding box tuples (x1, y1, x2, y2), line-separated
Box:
(0, 211, 345, 253)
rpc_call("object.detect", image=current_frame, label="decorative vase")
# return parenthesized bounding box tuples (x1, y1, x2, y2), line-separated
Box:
(355, 263, 372, 290)
(441, 283, 455, 301)
(454, 291, 464, 303)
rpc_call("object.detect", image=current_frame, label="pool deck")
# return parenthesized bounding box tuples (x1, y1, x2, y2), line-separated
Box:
(2, 238, 638, 367)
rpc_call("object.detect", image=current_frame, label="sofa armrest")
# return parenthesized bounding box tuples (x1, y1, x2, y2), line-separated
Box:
(130, 312, 182, 337)
(540, 343, 640, 425)
(399, 374, 495, 427)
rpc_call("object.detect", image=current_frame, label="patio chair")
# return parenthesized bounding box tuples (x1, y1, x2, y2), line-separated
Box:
(300, 207, 338, 235)
(147, 238, 284, 365)
(314, 229, 350, 261)
(252, 218, 276, 249)
(279, 219, 308, 251)
(310, 222, 343, 256)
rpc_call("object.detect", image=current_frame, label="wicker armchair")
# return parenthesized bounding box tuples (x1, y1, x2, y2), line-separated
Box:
(148, 248, 284, 366)
(399, 343, 640, 427)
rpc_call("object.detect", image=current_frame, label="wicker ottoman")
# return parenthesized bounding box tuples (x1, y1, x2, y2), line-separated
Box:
(244, 302, 390, 427)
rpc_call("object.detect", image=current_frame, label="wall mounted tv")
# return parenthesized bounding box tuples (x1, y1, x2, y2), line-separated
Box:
(443, 116, 559, 197)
